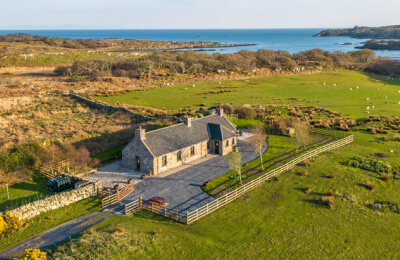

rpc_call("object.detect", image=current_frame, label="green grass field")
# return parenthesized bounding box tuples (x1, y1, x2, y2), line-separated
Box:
(97, 71, 400, 119)
(0, 175, 49, 212)
(49, 129, 400, 259)
(0, 197, 101, 252)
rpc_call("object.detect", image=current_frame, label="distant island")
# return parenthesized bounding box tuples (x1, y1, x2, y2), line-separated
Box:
(314, 25, 400, 39)
(356, 39, 400, 50)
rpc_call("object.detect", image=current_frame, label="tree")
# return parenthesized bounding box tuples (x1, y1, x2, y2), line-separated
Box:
(250, 124, 269, 170)
(224, 149, 243, 185)
(292, 121, 312, 152)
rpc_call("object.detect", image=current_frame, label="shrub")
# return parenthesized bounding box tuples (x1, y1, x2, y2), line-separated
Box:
(304, 187, 311, 194)
(15, 249, 46, 260)
(367, 182, 375, 191)
(301, 170, 310, 176)
(382, 137, 389, 142)
(321, 196, 334, 208)
(235, 106, 257, 119)
(328, 174, 335, 179)
(300, 159, 312, 167)
(0, 212, 24, 238)
(394, 136, 400, 142)
(327, 190, 334, 197)
(381, 173, 390, 182)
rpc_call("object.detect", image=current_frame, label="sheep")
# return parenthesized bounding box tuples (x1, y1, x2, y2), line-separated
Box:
(350, 88, 352, 91)
(193, 84, 195, 87)
(323, 82, 326, 85)
(367, 107, 370, 110)
(357, 86, 359, 89)
(333, 84, 336, 86)
(372, 106, 375, 108)
(366, 111, 370, 114)
(367, 98, 369, 101)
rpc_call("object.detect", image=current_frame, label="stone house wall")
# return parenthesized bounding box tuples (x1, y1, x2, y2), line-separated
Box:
(154, 140, 209, 175)
(121, 134, 154, 174)
(6, 182, 102, 220)
(209, 137, 237, 156)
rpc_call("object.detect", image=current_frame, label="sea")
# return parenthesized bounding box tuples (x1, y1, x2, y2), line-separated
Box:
(1, 29, 399, 59)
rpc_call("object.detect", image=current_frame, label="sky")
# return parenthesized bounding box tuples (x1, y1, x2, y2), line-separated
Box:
(0, 0, 399, 29)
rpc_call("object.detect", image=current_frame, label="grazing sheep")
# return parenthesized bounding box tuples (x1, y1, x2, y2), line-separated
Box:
(372, 106, 374, 108)
(367, 107, 370, 110)
(333, 84, 336, 86)
(385, 96, 388, 99)
(357, 86, 359, 89)
(350, 88, 352, 91)
(193, 84, 195, 87)
(367, 98, 369, 101)
(366, 111, 370, 114)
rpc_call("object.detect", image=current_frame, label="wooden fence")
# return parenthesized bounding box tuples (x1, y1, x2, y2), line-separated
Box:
(36, 159, 72, 179)
(123, 131, 353, 224)
(124, 197, 187, 223)
(102, 183, 135, 208)
(185, 134, 353, 224)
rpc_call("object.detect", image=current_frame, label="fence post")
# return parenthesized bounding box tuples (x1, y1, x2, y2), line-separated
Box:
(139, 196, 142, 209)
(117, 190, 120, 202)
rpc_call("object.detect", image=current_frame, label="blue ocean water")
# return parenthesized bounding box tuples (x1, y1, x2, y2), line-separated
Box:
(0, 29, 399, 58)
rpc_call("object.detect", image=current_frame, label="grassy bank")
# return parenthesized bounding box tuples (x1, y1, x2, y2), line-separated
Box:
(0, 197, 101, 252)
(0, 175, 48, 212)
(49, 129, 400, 259)
(96, 71, 400, 119)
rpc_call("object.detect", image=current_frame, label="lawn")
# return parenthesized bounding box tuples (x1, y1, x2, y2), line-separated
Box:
(0, 197, 101, 252)
(0, 175, 49, 212)
(96, 71, 400, 119)
(93, 145, 125, 164)
(48, 129, 400, 259)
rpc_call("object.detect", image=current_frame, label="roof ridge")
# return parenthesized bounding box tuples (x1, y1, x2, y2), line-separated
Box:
(145, 113, 219, 134)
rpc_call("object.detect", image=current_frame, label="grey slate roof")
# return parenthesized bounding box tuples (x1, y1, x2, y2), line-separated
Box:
(143, 114, 236, 157)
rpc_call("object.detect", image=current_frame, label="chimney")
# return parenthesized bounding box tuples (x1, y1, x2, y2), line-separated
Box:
(216, 106, 224, 117)
(183, 115, 192, 127)
(135, 126, 146, 140)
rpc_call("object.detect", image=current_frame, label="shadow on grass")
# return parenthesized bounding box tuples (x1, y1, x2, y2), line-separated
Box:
(0, 175, 51, 212)
(303, 199, 330, 209)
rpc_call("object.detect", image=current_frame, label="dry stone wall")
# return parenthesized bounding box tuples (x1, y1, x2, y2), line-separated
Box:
(6, 182, 102, 220)
(67, 93, 180, 122)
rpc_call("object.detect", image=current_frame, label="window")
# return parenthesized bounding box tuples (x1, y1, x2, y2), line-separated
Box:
(207, 141, 210, 150)
(162, 156, 167, 166)
(232, 138, 235, 145)
(226, 140, 229, 147)
(190, 146, 195, 156)
(177, 151, 182, 161)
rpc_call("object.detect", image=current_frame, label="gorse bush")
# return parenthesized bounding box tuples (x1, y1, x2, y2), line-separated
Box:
(0, 212, 24, 239)
(348, 157, 392, 174)
(15, 249, 46, 260)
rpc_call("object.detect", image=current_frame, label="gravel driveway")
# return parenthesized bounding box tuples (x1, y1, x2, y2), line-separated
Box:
(120, 137, 261, 212)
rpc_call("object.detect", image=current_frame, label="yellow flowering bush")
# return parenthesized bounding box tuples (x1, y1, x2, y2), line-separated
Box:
(0, 217, 7, 235)
(0, 212, 24, 238)
(14, 249, 47, 260)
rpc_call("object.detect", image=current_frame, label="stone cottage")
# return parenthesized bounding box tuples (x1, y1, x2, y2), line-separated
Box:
(122, 108, 237, 175)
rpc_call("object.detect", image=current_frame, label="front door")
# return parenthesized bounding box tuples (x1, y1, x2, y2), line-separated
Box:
(136, 156, 140, 171)
(215, 141, 220, 155)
